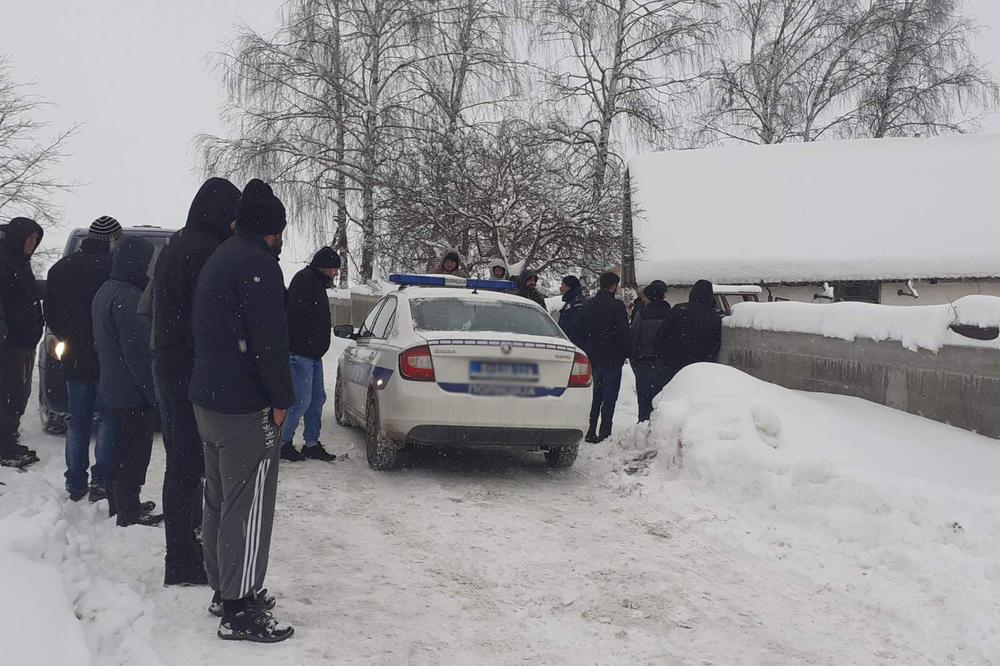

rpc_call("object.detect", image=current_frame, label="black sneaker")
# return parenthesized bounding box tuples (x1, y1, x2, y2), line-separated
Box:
(88, 484, 108, 503)
(14, 443, 36, 457)
(118, 512, 165, 528)
(140, 500, 157, 515)
(584, 431, 599, 444)
(301, 442, 336, 462)
(280, 442, 305, 462)
(0, 450, 38, 469)
(68, 488, 88, 502)
(218, 604, 293, 643)
(209, 589, 276, 617)
(164, 558, 208, 587)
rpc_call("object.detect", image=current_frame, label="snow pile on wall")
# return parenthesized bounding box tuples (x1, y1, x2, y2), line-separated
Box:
(726, 295, 1000, 351)
(612, 364, 1000, 661)
(0, 472, 166, 665)
(629, 134, 1000, 285)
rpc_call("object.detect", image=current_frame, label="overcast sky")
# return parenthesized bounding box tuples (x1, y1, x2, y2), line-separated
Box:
(2, 0, 999, 264)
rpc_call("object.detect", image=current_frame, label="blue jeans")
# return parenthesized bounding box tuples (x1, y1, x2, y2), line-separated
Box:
(64, 380, 115, 494)
(282, 355, 326, 445)
(589, 365, 623, 438)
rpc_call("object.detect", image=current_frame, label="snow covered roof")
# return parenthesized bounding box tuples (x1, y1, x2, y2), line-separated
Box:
(629, 135, 1000, 285)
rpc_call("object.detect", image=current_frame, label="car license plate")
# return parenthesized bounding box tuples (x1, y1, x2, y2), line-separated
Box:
(469, 361, 539, 382)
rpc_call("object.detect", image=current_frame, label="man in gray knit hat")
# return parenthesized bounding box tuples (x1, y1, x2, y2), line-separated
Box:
(45, 215, 123, 499)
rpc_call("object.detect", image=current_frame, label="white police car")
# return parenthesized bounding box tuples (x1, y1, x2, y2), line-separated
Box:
(333, 274, 592, 470)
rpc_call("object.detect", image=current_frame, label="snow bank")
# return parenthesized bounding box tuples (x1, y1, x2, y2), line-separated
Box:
(726, 295, 1000, 351)
(611, 364, 1000, 661)
(0, 469, 166, 666)
(629, 134, 1000, 285)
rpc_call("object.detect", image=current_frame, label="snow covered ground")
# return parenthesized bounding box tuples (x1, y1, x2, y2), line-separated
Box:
(2, 342, 999, 664)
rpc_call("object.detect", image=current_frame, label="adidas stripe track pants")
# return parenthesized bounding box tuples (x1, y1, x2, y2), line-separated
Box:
(194, 405, 281, 602)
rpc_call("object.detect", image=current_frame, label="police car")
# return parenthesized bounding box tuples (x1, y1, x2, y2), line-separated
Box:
(333, 274, 592, 470)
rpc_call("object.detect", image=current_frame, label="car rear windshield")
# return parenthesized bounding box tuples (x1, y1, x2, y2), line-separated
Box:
(409, 297, 565, 338)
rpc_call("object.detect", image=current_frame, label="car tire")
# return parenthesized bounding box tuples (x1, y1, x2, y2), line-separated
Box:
(544, 444, 578, 469)
(40, 402, 67, 436)
(334, 371, 351, 427)
(365, 392, 400, 471)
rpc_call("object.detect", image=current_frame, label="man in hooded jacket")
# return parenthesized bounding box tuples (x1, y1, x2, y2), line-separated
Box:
(0, 217, 44, 469)
(656, 279, 722, 379)
(630, 281, 670, 422)
(152, 177, 240, 586)
(581, 271, 630, 442)
(517, 273, 547, 309)
(92, 236, 162, 527)
(190, 178, 294, 643)
(45, 216, 122, 499)
(488, 258, 508, 281)
(428, 250, 470, 278)
(279, 246, 340, 462)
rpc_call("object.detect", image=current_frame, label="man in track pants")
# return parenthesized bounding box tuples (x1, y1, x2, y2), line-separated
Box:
(189, 179, 294, 643)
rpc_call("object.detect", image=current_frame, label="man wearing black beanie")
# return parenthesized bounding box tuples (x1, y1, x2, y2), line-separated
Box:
(189, 178, 295, 643)
(280, 246, 341, 462)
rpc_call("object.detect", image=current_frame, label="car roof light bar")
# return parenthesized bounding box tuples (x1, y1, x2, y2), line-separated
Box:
(388, 274, 518, 291)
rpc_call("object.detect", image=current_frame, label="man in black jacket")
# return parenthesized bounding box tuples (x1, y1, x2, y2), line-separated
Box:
(46, 216, 122, 499)
(630, 281, 670, 423)
(557, 275, 586, 350)
(516, 273, 547, 309)
(92, 236, 162, 527)
(152, 177, 240, 586)
(656, 279, 722, 379)
(190, 178, 294, 643)
(0, 217, 44, 469)
(280, 246, 340, 462)
(581, 271, 630, 443)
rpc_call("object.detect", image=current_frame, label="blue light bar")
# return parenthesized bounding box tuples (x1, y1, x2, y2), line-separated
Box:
(388, 274, 518, 291)
(467, 278, 518, 291)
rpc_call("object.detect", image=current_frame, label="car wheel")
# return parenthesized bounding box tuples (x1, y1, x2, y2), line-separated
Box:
(544, 444, 579, 469)
(365, 392, 400, 471)
(334, 371, 351, 427)
(40, 402, 67, 436)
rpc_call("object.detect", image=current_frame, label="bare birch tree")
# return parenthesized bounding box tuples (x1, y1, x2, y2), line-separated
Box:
(0, 58, 76, 229)
(857, 0, 998, 137)
(532, 0, 717, 197)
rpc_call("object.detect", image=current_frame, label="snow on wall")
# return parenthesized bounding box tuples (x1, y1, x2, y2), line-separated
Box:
(629, 134, 1000, 285)
(726, 295, 1000, 351)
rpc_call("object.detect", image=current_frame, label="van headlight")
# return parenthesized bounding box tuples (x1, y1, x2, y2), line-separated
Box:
(47, 335, 66, 361)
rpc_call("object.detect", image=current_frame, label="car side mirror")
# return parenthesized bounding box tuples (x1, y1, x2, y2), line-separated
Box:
(333, 324, 356, 340)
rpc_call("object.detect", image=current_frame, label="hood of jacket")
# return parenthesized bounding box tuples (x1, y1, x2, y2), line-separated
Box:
(690, 279, 714, 306)
(488, 258, 508, 279)
(184, 177, 241, 243)
(111, 236, 154, 290)
(0, 217, 44, 258)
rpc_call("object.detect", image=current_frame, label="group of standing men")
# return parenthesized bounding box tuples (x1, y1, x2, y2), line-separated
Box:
(431, 251, 723, 441)
(0, 177, 340, 643)
(557, 272, 722, 440)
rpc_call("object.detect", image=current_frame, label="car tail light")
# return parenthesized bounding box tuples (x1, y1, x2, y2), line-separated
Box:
(568, 352, 592, 388)
(399, 345, 435, 381)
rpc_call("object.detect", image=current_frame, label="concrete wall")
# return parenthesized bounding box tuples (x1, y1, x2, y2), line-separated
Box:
(720, 327, 1000, 439)
(329, 294, 382, 328)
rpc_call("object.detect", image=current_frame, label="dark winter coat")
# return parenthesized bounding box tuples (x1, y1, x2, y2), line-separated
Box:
(558, 286, 587, 350)
(0, 218, 44, 349)
(581, 290, 631, 368)
(92, 237, 156, 408)
(44, 238, 113, 382)
(286, 266, 332, 360)
(152, 178, 240, 402)
(428, 251, 470, 278)
(630, 299, 671, 362)
(656, 280, 722, 373)
(189, 232, 294, 414)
